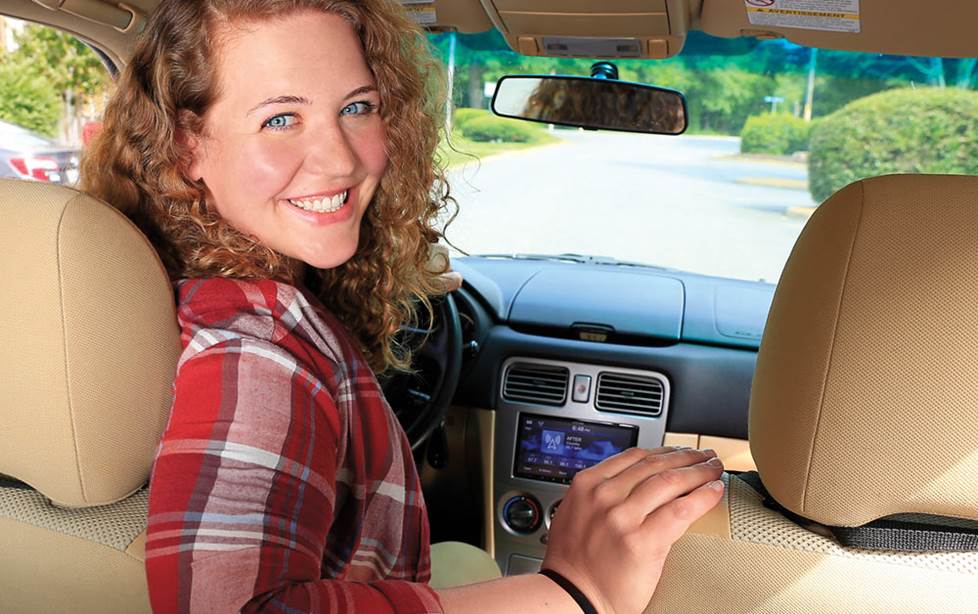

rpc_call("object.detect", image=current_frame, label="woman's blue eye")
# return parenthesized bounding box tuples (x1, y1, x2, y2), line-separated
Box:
(341, 101, 376, 116)
(263, 114, 297, 130)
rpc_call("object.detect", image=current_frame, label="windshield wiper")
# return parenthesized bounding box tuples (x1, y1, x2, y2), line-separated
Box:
(480, 253, 673, 271)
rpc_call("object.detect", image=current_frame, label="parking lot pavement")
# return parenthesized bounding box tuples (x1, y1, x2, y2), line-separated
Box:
(443, 130, 813, 284)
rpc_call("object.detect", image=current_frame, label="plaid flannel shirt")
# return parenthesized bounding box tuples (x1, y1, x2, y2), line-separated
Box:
(145, 278, 442, 614)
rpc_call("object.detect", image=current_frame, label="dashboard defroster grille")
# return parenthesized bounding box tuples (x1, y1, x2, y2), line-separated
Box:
(595, 371, 664, 416)
(502, 363, 569, 406)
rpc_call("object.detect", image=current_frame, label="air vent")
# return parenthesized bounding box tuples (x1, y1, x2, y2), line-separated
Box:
(595, 371, 664, 416)
(503, 363, 569, 406)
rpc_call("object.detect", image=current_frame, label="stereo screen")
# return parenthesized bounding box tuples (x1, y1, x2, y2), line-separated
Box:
(514, 413, 639, 484)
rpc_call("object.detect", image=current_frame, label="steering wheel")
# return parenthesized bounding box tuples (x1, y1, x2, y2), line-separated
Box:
(381, 293, 463, 450)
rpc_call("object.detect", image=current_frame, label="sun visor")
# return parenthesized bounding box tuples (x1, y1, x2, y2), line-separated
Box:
(508, 269, 684, 341)
(398, 0, 492, 33)
(700, 0, 978, 58)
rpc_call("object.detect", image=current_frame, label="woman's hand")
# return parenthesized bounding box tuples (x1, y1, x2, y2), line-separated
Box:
(542, 446, 724, 614)
(427, 243, 463, 293)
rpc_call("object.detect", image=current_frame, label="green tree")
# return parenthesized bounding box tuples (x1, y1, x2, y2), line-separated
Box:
(0, 59, 60, 136)
(9, 24, 109, 144)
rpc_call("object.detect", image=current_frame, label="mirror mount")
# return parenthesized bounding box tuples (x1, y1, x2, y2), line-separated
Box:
(590, 62, 620, 80)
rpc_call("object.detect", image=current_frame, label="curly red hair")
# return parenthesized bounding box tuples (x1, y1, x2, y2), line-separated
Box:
(81, 0, 454, 372)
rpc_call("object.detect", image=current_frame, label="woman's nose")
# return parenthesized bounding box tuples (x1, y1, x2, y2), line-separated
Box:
(303, 121, 358, 178)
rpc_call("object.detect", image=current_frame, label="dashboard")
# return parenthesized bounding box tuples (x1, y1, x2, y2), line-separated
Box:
(442, 255, 775, 573)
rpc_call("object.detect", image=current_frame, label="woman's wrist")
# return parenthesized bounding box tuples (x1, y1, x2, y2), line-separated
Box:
(538, 568, 599, 614)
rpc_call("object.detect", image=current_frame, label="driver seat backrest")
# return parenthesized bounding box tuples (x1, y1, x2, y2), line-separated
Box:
(0, 180, 180, 614)
(647, 174, 978, 614)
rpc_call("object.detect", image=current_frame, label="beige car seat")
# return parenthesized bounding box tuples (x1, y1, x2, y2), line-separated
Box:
(648, 174, 978, 613)
(0, 180, 498, 613)
(0, 180, 179, 613)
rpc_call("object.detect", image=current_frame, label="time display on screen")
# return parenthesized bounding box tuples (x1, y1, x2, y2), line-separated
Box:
(513, 413, 640, 484)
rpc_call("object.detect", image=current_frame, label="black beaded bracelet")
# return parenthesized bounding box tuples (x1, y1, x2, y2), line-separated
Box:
(538, 568, 599, 614)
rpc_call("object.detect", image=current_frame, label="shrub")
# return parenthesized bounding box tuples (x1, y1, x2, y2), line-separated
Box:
(452, 107, 489, 131)
(0, 62, 60, 137)
(808, 87, 978, 203)
(740, 113, 811, 155)
(460, 115, 539, 143)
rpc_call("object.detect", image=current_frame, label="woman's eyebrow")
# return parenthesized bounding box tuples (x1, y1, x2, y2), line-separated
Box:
(344, 85, 378, 100)
(248, 95, 311, 115)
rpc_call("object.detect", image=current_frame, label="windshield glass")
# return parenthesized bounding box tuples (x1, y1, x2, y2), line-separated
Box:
(429, 30, 978, 283)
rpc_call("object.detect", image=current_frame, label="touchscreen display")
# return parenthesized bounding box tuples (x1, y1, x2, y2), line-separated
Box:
(514, 413, 639, 484)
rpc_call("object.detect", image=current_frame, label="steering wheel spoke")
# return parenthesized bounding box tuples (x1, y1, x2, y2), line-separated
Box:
(382, 294, 463, 449)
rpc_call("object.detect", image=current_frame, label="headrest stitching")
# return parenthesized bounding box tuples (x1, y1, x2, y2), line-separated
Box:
(56, 194, 92, 505)
(801, 180, 866, 515)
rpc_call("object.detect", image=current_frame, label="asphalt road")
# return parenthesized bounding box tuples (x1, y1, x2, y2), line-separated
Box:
(442, 130, 815, 284)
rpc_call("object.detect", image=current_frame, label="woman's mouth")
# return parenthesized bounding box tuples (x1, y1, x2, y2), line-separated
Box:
(286, 189, 349, 213)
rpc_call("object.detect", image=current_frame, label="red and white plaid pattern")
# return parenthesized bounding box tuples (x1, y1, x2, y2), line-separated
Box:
(145, 278, 441, 613)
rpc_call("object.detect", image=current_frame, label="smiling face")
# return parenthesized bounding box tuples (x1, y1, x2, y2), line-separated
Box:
(188, 10, 388, 270)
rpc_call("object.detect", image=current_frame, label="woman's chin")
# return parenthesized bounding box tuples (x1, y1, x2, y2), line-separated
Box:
(295, 243, 359, 271)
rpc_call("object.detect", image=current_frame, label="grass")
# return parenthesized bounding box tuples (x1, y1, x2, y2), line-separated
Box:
(438, 108, 561, 168)
(736, 177, 809, 190)
(438, 130, 558, 168)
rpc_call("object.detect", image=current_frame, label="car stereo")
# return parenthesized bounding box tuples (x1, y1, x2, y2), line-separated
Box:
(494, 358, 670, 576)
(513, 412, 639, 485)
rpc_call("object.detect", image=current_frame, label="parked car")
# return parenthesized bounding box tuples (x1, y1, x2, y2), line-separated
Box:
(0, 119, 79, 185)
(2, 1, 978, 613)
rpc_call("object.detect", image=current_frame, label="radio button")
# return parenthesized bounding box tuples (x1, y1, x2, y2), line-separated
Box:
(503, 495, 542, 533)
(549, 499, 562, 524)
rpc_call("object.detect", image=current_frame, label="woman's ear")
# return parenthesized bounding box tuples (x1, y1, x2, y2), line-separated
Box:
(175, 110, 207, 182)
(176, 127, 205, 182)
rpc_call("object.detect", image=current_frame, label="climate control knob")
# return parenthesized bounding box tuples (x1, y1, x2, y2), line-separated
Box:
(503, 495, 542, 533)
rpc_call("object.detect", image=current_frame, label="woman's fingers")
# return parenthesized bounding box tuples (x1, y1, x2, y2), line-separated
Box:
(581, 446, 687, 482)
(434, 270, 463, 293)
(626, 459, 724, 515)
(590, 448, 718, 502)
(639, 474, 726, 544)
(426, 243, 463, 293)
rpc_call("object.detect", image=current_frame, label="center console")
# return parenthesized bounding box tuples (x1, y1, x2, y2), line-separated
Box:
(493, 357, 671, 574)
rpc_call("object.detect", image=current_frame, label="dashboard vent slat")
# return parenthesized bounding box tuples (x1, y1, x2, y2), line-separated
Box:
(503, 363, 569, 406)
(595, 372, 664, 417)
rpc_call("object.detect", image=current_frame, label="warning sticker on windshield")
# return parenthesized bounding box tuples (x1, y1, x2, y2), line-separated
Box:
(400, 0, 437, 25)
(744, 0, 860, 33)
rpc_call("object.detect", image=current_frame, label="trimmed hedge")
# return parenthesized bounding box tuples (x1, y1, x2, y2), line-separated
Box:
(452, 107, 488, 131)
(740, 113, 811, 155)
(808, 87, 978, 203)
(460, 114, 540, 143)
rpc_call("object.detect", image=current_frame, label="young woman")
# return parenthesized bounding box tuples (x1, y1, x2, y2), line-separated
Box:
(81, 1, 725, 612)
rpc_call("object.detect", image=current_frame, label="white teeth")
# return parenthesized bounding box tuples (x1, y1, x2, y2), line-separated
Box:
(287, 190, 348, 213)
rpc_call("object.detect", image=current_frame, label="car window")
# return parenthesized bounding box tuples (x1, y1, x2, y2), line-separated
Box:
(429, 30, 978, 284)
(0, 17, 111, 186)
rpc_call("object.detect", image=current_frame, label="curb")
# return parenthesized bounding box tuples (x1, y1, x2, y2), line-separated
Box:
(446, 140, 568, 170)
(786, 206, 817, 220)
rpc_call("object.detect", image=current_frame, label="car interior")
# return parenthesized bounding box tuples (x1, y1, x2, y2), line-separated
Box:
(1, 1, 978, 612)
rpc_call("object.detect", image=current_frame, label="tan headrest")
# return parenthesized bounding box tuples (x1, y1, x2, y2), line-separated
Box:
(750, 174, 978, 527)
(0, 180, 180, 508)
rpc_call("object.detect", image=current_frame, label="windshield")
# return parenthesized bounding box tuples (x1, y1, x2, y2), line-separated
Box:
(429, 30, 978, 283)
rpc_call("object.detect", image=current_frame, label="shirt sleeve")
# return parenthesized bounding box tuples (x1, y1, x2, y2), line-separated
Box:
(145, 338, 442, 614)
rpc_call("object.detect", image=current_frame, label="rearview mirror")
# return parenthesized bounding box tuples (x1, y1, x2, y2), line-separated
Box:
(491, 75, 688, 136)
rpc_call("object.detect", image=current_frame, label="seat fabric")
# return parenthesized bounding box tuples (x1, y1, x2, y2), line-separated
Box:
(646, 474, 978, 614)
(0, 481, 151, 614)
